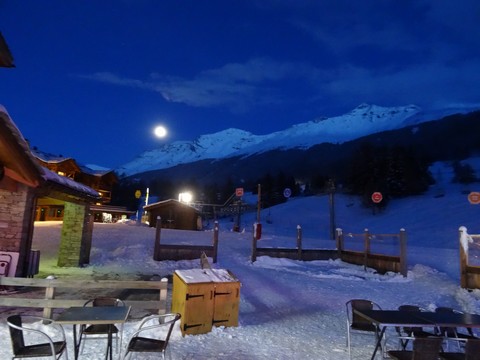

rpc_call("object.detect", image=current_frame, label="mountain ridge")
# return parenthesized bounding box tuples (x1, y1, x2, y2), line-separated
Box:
(115, 103, 469, 177)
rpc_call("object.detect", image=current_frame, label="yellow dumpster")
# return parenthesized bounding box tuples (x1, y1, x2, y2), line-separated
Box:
(171, 268, 240, 336)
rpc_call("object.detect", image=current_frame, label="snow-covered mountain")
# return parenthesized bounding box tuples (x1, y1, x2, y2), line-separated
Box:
(115, 104, 448, 176)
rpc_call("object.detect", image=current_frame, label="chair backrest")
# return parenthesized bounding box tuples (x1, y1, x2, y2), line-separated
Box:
(347, 299, 380, 329)
(412, 337, 443, 360)
(84, 297, 125, 307)
(465, 338, 480, 360)
(398, 305, 425, 334)
(158, 313, 181, 349)
(128, 313, 181, 354)
(435, 306, 476, 337)
(435, 306, 456, 314)
(7, 315, 25, 355)
(399, 305, 422, 312)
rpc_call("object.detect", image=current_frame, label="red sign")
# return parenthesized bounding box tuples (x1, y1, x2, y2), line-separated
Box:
(371, 192, 383, 203)
(468, 192, 480, 205)
(235, 187, 244, 197)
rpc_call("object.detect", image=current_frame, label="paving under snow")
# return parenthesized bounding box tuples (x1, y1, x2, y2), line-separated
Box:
(2, 182, 480, 359)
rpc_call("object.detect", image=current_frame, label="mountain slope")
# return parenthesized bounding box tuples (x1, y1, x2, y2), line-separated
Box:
(122, 111, 480, 188)
(116, 104, 428, 176)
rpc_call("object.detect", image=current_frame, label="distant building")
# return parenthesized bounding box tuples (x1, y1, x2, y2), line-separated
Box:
(144, 199, 202, 231)
(32, 150, 133, 222)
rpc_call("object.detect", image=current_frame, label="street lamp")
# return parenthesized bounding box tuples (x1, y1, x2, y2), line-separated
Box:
(179, 192, 193, 204)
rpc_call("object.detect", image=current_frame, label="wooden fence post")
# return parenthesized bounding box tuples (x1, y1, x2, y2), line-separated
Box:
(153, 216, 162, 261)
(459, 226, 468, 288)
(336, 228, 343, 258)
(43, 276, 56, 320)
(399, 228, 407, 277)
(364, 228, 370, 271)
(296, 225, 302, 260)
(251, 223, 258, 262)
(212, 221, 219, 263)
(159, 277, 168, 314)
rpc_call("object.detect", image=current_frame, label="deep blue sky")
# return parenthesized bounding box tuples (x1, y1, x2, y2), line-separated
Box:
(1, 0, 480, 168)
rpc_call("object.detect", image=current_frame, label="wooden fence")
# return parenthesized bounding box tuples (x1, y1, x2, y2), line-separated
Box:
(153, 217, 218, 262)
(459, 226, 480, 289)
(0, 276, 168, 319)
(251, 225, 337, 262)
(336, 228, 407, 276)
(251, 224, 407, 276)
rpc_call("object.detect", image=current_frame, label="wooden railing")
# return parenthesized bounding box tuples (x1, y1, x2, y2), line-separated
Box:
(251, 225, 337, 262)
(336, 228, 407, 276)
(459, 226, 480, 289)
(153, 217, 218, 262)
(0, 276, 168, 319)
(251, 225, 407, 276)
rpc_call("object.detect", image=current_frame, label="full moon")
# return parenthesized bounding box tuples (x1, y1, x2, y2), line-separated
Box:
(154, 125, 167, 138)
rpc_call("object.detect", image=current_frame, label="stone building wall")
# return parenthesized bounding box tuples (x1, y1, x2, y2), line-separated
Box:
(57, 202, 88, 267)
(0, 181, 37, 276)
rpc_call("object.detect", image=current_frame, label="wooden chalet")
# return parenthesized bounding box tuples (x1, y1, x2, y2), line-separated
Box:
(144, 199, 202, 230)
(32, 150, 128, 222)
(0, 105, 100, 271)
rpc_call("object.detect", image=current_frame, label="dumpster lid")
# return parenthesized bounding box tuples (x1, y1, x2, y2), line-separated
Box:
(175, 269, 238, 284)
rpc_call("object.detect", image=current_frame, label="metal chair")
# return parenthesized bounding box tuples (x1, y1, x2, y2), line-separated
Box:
(122, 313, 181, 360)
(80, 297, 125, 354)
(435, 307, 477, 351)
(439, 338, 480, 360)
(346, 299, 382, 359)
(7, 314, 68, 360)
(396, 305, 436, 349)
(387, 336, 443, 360)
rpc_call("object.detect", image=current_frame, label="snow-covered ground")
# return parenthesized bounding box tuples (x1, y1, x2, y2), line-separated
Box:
(2, 181, 480, 359)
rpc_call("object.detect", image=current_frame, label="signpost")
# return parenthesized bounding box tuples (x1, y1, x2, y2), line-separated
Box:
(371, 192, 383, 204)
(468, 192, 480, 205)
(234, 187, 244, 232)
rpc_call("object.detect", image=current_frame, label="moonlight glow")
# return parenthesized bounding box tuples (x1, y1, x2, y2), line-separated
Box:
(154, 125, 167, 138)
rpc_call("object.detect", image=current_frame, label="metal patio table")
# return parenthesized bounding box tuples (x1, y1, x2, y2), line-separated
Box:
(354, 309, 480, 360)
(55, 305, 131, 360)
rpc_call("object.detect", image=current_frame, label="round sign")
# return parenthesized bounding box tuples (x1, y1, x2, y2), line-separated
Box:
(371, 192, 383, 203)
(135, 190, 141, 199)
(283, 188, 292, 198)
(468, 192, 480, 205)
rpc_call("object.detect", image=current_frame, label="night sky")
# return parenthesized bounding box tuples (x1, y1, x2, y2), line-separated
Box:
(1, 0, 479, 168)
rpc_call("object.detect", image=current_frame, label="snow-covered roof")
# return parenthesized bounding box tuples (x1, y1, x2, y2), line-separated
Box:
(31, 148, 73, 163)
(0, 105, 100, 201)
(79, 164, 115, 177)
(144, 198, 198, 211)
(40, 167, 100, 198)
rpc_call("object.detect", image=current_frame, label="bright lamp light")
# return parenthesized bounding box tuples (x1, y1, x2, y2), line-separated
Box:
(178, 192, 193, 203)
